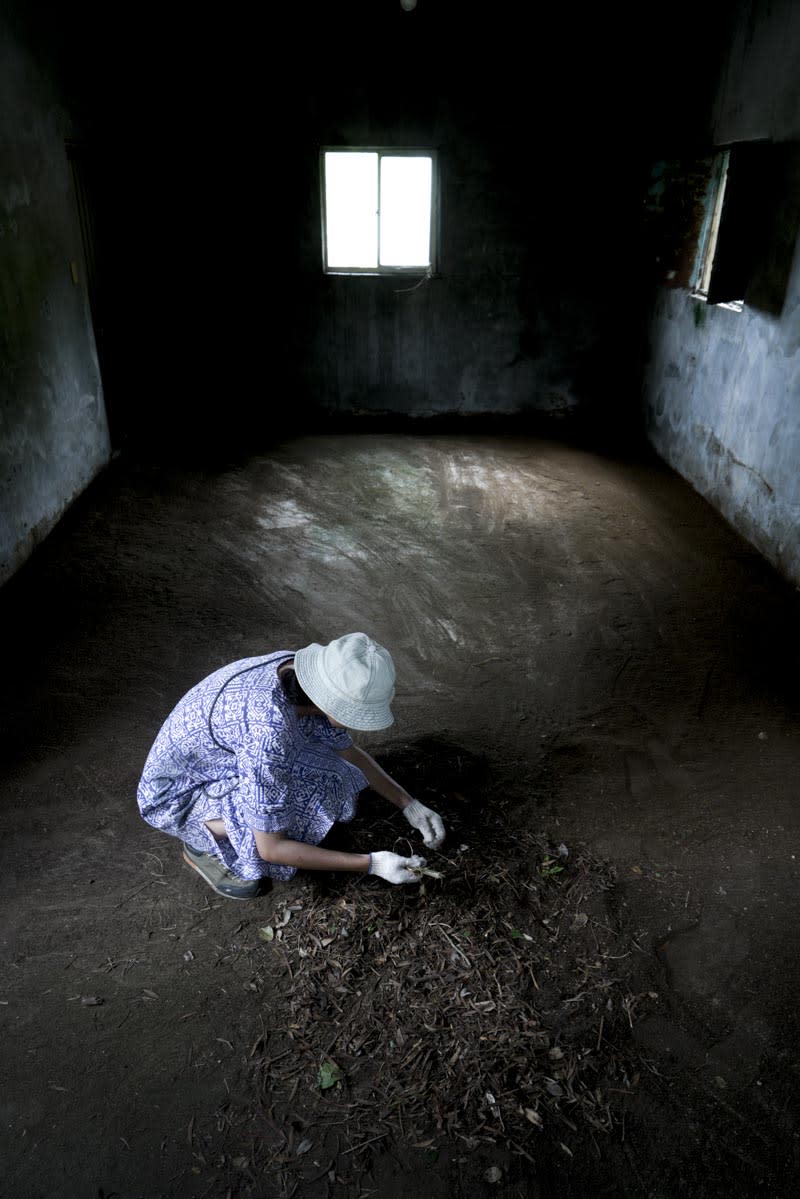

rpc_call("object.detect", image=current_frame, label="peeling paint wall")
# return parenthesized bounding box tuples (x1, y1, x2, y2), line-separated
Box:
(645, 275, 800, 583)
(0, 16, 109, 585)
(644, 0, 800, 586)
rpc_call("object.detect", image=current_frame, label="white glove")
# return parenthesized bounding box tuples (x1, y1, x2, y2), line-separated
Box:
(368, 851, 427, 885)
(402, 799, 446, 849)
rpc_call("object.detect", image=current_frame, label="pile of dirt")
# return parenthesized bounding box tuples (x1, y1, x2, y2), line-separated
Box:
(248, 743, 657, 1185)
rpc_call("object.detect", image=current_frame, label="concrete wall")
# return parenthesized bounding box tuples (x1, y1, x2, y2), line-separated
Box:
(0, 3, 732, 457)
(714, 0, 800, 144)
(283, 42, 656, 431)
(0, 16, 110, 586)
(290, 86, 623, 424)
(66, 2, 728, 448)
(644, 0, 800, 586)
(276, 3, 729, 433)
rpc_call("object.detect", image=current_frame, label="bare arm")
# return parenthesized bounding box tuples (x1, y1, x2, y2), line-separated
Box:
(340, 744, 446, 850)
(338, 745, 412, 810)
(252, 828, 370, 873)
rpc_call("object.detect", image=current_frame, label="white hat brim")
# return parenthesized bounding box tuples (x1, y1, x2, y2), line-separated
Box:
(294, 642, 395, 731)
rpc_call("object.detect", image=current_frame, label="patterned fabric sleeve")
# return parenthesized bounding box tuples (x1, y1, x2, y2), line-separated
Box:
(236, 728, 294, 833)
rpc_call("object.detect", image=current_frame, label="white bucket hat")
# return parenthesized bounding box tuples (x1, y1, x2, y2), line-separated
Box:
(294, 632, 396, 730)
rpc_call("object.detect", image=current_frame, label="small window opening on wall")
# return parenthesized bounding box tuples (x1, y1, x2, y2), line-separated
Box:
(321, 148, 437, 275)
(691, 140, 780, 312)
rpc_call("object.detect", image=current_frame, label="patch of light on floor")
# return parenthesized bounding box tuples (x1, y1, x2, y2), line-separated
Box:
(256, 499, 314, 530)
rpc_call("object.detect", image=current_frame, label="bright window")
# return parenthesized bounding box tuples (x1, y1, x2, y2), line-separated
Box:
(321, 148, 436, 274)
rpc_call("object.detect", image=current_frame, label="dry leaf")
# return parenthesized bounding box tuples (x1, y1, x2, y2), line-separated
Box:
(408, 866, 444, 880)
(248, 820, 634, 1150)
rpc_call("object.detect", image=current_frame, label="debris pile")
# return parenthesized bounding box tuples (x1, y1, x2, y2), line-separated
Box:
(253, 765, 655, 1161)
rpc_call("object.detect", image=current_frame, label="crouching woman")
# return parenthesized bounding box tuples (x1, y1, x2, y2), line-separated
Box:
(136, 632, 445, 899)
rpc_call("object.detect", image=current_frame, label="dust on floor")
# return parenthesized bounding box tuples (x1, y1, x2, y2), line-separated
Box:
(1, 433, 798, 1198)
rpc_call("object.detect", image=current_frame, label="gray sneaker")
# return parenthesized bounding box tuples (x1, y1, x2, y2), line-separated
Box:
(182, 844, 264, 900)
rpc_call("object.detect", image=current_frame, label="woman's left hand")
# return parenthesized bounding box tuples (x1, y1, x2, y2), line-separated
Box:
(403, 799, 446, 849)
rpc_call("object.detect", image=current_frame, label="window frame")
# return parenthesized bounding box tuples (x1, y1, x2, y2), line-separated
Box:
(690, 147, 731, 302)
(690, 141, 782, 313)
(320, 146, 439, 277)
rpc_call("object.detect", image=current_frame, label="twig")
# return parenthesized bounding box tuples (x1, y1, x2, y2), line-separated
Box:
(112, 880, 155, 909)
(342, 1131, 389, 1155)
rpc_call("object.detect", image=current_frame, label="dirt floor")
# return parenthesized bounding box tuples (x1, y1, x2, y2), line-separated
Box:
(1, 431, 799, 1199)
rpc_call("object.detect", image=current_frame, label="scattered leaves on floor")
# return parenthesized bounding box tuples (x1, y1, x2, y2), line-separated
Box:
(251, 765, 657, 1166)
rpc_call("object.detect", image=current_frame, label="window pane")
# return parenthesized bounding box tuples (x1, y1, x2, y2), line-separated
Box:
(324, 152, 378, 269)
(379, 156, 432, 267)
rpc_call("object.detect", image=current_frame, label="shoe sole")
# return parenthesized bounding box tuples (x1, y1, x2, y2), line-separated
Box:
(182, 849, 258, 901)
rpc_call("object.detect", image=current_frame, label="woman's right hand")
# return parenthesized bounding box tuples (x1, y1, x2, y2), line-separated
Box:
(368, 851, 427, 884)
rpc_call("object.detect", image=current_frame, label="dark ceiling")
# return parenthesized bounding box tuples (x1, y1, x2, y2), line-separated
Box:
(8, 0, 736, 153)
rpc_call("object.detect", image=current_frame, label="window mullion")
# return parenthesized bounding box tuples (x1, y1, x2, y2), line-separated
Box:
(376, 153, 382, 269)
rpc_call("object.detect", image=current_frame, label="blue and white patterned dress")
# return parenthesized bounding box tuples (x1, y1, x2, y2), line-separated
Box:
(137, 652, 368, 881)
